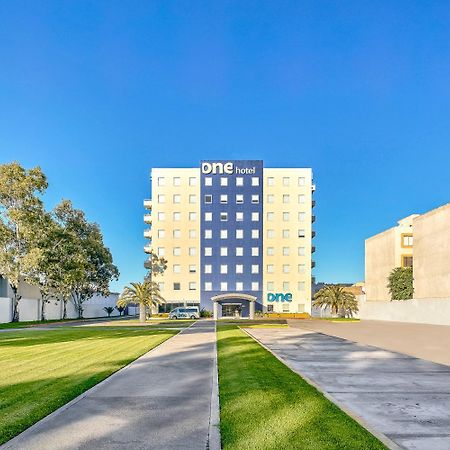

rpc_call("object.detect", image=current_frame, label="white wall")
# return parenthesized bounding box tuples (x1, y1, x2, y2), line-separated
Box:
(359, 297, 450, 326)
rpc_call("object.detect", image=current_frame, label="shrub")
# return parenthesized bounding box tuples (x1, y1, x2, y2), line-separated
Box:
(387, 267, 413, 300)
(103, 306, 115, 317)
(200, 308, 212, 318)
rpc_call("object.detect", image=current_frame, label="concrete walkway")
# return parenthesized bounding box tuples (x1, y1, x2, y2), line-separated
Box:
(2, 321, 219, 450)
(246, 326, 450, 450)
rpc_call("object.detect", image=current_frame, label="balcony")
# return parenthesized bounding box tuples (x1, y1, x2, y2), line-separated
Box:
(312, 230, 316, 238)
(143, 199, 152, 210)
(312, 200, 316, 208)
(144, 259, 151, 269)
(144, 245, 152, 254)
(312, 246, 316, 253)
(144, 214, 152, 224)
(311, 215, 316, 223)
(311, 184, 316, 192)
(311, 261, 316, 268)
(144, 229, 152, 239)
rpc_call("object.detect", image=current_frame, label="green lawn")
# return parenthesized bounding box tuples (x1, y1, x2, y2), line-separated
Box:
(0, 327, 177, 444)
(217, 325, 386, 450)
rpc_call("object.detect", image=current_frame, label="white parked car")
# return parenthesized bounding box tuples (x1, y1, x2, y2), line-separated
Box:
(169, 307, 199, 319)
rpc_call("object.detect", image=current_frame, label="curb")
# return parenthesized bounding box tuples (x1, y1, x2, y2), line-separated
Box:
(241, 327, 402, 450)
(207, 320, 221, 450)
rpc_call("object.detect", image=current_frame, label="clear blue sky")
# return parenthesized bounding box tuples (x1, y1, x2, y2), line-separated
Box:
(1, 1, 449, 292)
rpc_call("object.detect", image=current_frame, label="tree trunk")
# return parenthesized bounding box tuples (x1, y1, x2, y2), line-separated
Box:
(139, 303, 146, 323)
(11, 285, 20, 322)
(62, 299, 67, 319)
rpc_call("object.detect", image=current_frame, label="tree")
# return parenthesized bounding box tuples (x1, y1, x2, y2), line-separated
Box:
(117, 281, 165, 323)
(144, 252, 167, 318)
(0, 163, 48, 321)
(387, 267, 413, 300)
(103, 306, 115, 317)
(313, 284, 359, 318)
(115, 305, 126, 316)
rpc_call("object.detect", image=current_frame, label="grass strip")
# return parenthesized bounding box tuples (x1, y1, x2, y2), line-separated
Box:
(217, 325, 386, 450)
(0, 327, 177, 444)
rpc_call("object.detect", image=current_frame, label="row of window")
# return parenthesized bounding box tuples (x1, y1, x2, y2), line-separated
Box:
(156, 193, 308, 204)
(157, 228, 308, 240)
(156, 211, 309, 222)
(157, 246, 308, 257)
(156, 176, 307, 187)
(170, 263, 308, 274)
(159, 281, 307, 292)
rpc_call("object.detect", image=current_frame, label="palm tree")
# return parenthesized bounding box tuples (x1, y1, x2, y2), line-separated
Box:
(313, 285, 359, 318)
(117, 281, 165, 323)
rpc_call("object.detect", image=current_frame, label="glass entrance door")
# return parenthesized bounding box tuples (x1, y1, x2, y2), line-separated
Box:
(221, 304, 242, 318)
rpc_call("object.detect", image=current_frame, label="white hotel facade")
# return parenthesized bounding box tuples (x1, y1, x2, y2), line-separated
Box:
(144, 160, 315, 318)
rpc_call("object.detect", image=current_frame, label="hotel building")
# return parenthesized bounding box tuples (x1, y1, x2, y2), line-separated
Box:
(144, 160, 316, 318)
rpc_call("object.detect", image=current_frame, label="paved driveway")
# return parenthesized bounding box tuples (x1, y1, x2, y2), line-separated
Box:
(1, 321, 218, 450)
(246, 326, 450, 450)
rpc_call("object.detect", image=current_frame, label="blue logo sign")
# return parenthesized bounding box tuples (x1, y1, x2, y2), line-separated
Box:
(267, 293, 293, 303)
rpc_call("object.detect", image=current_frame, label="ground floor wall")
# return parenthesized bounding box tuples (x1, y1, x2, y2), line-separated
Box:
(359, 297, 450, 326)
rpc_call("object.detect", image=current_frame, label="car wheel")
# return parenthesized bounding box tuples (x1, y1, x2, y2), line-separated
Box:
(172, 316, 177, 320)
(190, 315, 195, 319)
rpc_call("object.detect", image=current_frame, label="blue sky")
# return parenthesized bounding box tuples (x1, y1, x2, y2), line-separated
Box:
(1, 1, 449, 292)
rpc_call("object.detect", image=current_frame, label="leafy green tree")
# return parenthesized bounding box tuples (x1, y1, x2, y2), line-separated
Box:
(387, 267, 414, 300)
(0, 163, 48, 321)
(145, 253, 167, 283)
(115, 305, 126, 316)
(117, 281, 165, 323)
(103, 306, 115, 317)
(313, 285, 359, 318)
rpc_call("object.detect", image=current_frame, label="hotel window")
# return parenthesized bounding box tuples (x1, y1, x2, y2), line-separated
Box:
(283, 194, 290, 203)
(282, 264, 290, 273)
(298, 264, 305, 273)
(282, 303, 290, 312)
(236, 212, 244, 221)
(158, 194, 165, 203)
(251, 282, 259, 291)
(204, 194, 212, 204)
(157, 177, 165, 186)
(173, 194, 181, 204)
(282, 247, 290, 256)
(298, 247, 305, 256)
(298, 212, 306, 222)
(267, 194, 274, 203)
(236, 194, 244, 204)
(204, 265, 212, 274)
(251, 212, 259, 221)
(205, 247, 212, 256)
(236, 264, 244, 274)
(298, 194, 306, 204)
(298, 229, 306, 238)
(220, 194, 228, 204)
(189, 194, 196, 203)
(174, 283, 181, 291)
(189, 177, 197, 186)
(251, 194, 260, 204)
(402, 256, 413, 268)
(267, 229, 275, 238)
(402, 234, 413, 247)
(283, 282, 290, 290)
(204, 282, 212, 291)
(251, 177, 259, 186)
(173, 247, 181, 256)
(220, 212, 228, 221)
(189, 212, 197, 221)
(158, 282, 165, 291)
(220, 229, 228, 239)
(267, 177, 274, 186)
(205, 212, 212, 221)
(267, 282, 275, 291)
(220, 265, 228, 274)
(251, 265, 259, 274)
(220, 282, 228, 292)
(189, 265, 196, 273)
(283, 212, 290, 221)
(173, 212, 181, 221)
(236, 282, 243, 290)
(251, 247, 259, 256)
(298, 281, 306, 291)
(220, 247, 228, 256)
(204, 177, 212, 186)
(189, 282, 196, 291)
(236, 229, 244, 239)
(282, 229, 290, 238)
(252, 229, 259, 239)
(236, 177, 244, 186)
(157, 247, 165, 256)
(220, 177, 228, 186)
(189, 247, 196, 256)
(267, 212, 274, 221)
(267, 264, 274, 273)
(173, 177, 181, 186)
(298, 177, 305, 186)
(157, 229, 165, 238)
(173, 264, 181, 273)
(267, 247, 274, 256)
(283, 177, 290, 186)
(236, 247, 244, 256)
(173, 229, 181, 238)
(157, 212, 165, 221)
(189, 229, 196, 238)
